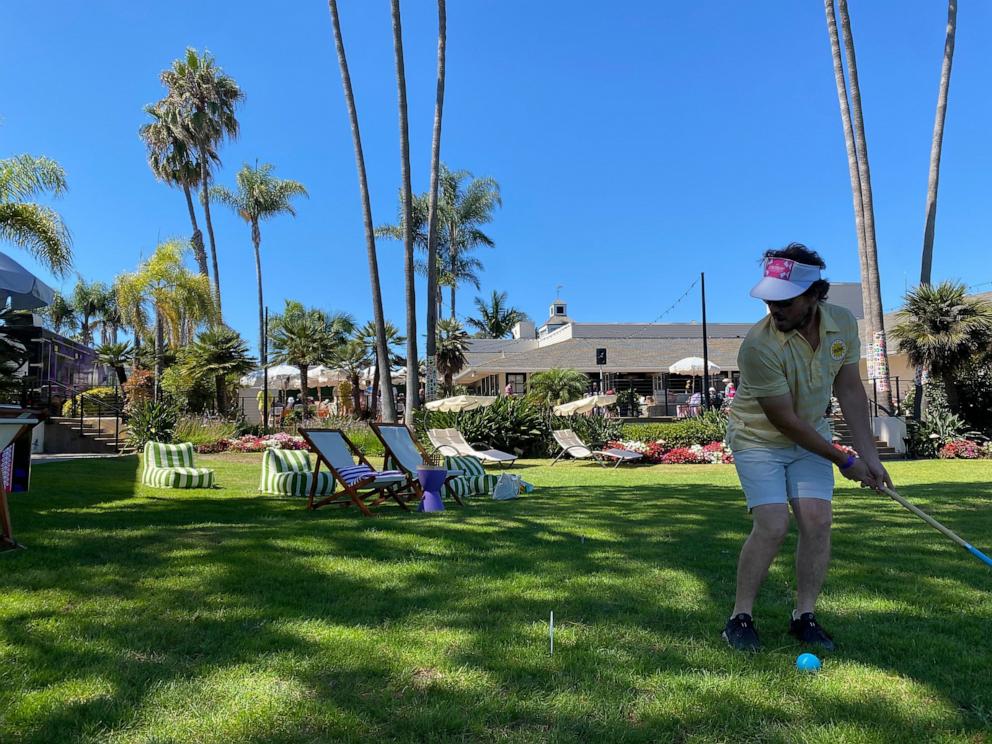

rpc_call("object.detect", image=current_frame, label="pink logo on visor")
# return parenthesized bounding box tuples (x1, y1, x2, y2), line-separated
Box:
(764, 258, 794, 280)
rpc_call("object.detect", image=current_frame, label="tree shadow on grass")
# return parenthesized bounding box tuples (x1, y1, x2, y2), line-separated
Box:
(1, 468, 990, 742)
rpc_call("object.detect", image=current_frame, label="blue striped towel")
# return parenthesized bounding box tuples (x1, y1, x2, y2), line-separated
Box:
(337, 464, 404, 486)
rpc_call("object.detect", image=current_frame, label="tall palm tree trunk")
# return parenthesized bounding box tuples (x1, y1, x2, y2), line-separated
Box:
(328, 0, 397, 422)
(425, 0, 447, 404)
(915, 0, 957, 419)
(390, 0, 420, 423)
(154, 311, 165, 401)
(199, 157, 222, 319)
(371, 360, 381, 419)
(825, 1, 872, 338)
(836, 0, 893, 412)
(182, 182, 210, 279)
(920, 0, 957, 287)
(251, 220, 265, 366)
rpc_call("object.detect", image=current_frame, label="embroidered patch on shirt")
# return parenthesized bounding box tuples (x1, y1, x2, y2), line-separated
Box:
(830, 339, 847, 361)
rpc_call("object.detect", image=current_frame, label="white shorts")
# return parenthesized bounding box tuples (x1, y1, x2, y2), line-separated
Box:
(733, 445, 834, 510)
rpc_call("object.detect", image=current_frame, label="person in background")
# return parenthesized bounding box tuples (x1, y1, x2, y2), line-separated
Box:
(504, 382, 514, 396)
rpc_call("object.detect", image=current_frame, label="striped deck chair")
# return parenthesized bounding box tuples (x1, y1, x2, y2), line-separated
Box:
(298, 428, 417, 515)
(370, 423, 464, 507)
(142, 441, 215, 488)
(259, 447, 333, 498)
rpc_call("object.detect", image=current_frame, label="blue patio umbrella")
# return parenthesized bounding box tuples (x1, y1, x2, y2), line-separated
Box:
(0, 251, 55, 310)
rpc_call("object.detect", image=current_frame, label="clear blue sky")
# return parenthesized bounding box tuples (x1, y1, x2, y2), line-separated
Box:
(2, 1, 991, 356)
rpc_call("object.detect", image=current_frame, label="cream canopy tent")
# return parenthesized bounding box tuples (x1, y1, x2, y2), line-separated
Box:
(552, 393, 618, 416)
(424, 395, 497, 413)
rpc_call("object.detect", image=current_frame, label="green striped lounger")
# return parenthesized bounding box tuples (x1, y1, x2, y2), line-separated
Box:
(142, 441, 215, 489)
(259, 447, 333, 497)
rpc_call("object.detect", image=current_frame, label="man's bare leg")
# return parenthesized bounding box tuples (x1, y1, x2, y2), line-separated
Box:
(791, 498, 832, 616)
(732, 503, 790, 617)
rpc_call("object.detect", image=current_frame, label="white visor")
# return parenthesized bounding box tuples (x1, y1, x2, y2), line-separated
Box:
(749, 257, 822, 301)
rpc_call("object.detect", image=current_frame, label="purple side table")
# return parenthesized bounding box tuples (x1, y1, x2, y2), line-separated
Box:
(417, 466, 447, 512)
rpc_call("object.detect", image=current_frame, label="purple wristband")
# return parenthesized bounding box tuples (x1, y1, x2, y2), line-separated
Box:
(839, 454, 856, 471)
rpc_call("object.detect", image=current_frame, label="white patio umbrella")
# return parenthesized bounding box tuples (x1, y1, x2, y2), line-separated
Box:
(0, 251, 55, 310)
(668, 357, 722, 376)
(238, 363, 300, 388)
(424, 395, 497, 412)
(552, 393, 618, 416)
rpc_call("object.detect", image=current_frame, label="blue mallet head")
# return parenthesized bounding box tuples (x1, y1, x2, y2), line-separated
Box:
(796, 653, 822, 672)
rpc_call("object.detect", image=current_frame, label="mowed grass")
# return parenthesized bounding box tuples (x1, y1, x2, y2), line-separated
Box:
(1, 455, 991, 743)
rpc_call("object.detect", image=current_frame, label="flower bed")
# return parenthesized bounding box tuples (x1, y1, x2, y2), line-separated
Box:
(194, 433, 309, 454)
(608, 440, 733, 464)
(938, 438, 987, 460)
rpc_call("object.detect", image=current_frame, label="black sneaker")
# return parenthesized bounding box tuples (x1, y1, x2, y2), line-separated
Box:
(789, 612, 836, 651)
(722, 613, 761, 652)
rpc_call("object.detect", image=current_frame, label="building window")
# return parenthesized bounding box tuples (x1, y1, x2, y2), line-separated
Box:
(555, 305, 565, 315)
(474, 374, 499, 396)
(506, 373, 526, 396)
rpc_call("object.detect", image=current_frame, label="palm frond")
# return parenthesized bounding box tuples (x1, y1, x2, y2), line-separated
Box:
(0, 202, 73, 275)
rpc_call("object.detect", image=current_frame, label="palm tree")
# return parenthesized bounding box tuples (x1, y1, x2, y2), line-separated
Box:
(355, 319, 405, 417)
(328, 339, 371, 417)
(212, 163, 308, 365)
(269, 302, 354, 413)
(527, 368, 589, 408)
(139, 100, 214, 279)
(43, 291, 77, 335)
(93, 284, 122, 345)
(71, 279, 106, 347)
(914, 0, 957, 419)
(115, 240, 217, 396)
(466, 290, 527, 339)
(159, 48, 244, 316)
(0, 155, 73, 275)
(328, 0, 397, 423)
(96, 341, 134, 387)
(435, 317, 469, 394)
(825, 0, 892, 412)
(891, 282, 992, 413)
(187, 327, 255, 414)
(390, 0, 420, 422)
(439, 165, 501, 319)
(425, 0, 447, 404)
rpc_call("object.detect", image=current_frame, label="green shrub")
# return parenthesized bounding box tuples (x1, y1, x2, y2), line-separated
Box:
(173, 416, 240, 447)
(61, 386, 121, 416)
(417, 396, 548, 456)
(127, 400, 180, 448)
(622, 410, 727, 447)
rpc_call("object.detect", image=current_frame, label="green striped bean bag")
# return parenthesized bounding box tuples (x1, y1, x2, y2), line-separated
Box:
(142, 441, 215, 489)
(444, 455, 498, 498)
(259, 447, 333, 497)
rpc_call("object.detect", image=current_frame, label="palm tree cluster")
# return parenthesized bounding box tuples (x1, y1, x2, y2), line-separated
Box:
(139, 48, 245, 317)
(377, 163, 501, 322)
(466, 290, 527, 339)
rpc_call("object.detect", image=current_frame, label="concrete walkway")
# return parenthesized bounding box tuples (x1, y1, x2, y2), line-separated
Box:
(32, 453, 135, 465)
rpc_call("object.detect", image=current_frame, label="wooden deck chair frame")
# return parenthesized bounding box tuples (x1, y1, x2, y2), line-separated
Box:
(370, 423, 464, 507)
(299, 428, 418, 515)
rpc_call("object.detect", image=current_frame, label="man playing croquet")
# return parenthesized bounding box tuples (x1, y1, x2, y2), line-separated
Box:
(723, 243, 893, 652)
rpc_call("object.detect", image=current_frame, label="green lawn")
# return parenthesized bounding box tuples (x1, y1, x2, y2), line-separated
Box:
(2, 455, 991, 743)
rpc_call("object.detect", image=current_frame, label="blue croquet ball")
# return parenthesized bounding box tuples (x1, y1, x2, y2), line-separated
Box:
(796, 653, 822, 672)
